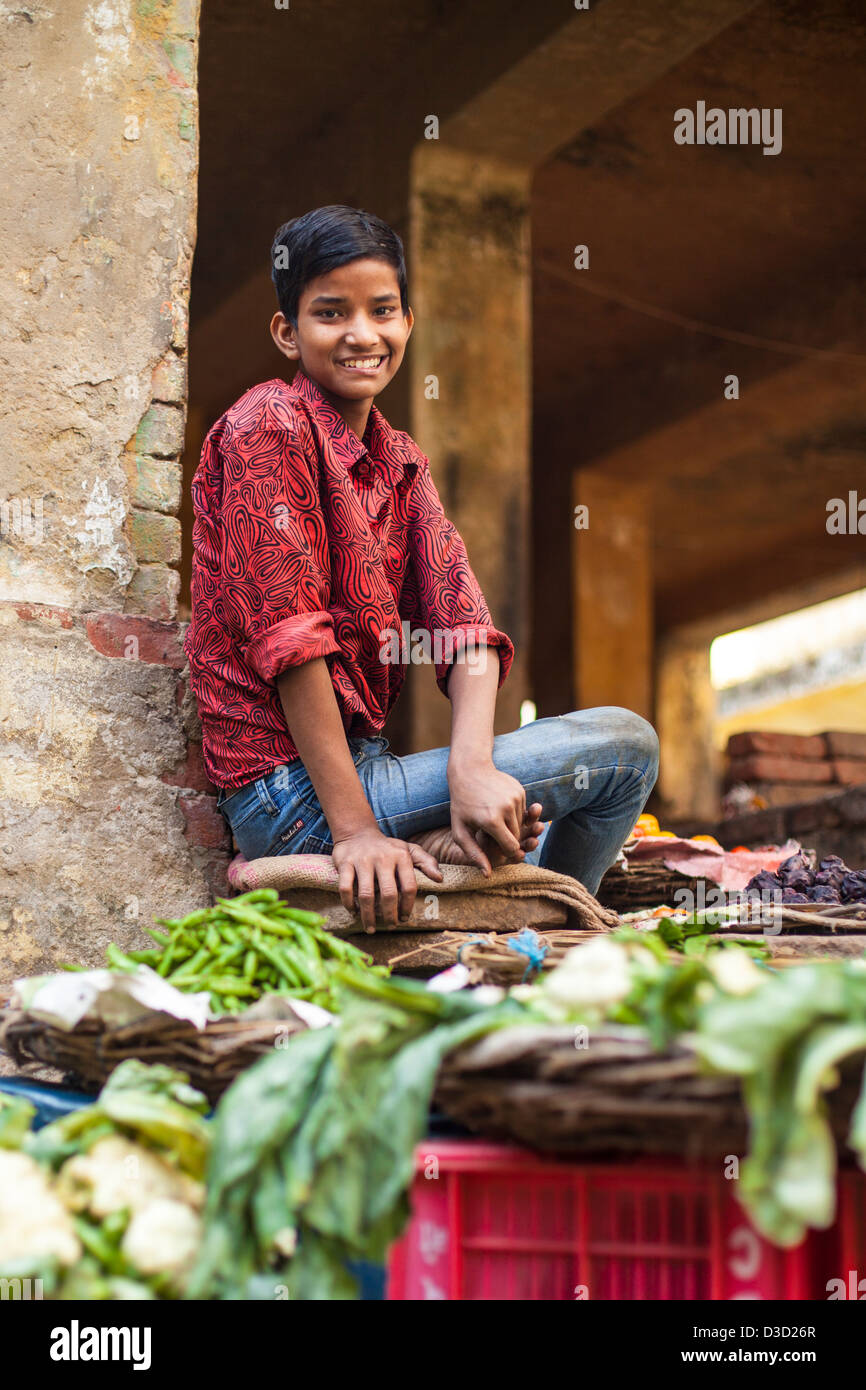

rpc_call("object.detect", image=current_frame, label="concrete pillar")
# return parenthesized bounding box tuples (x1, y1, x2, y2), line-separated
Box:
(655, 633, 719, 823)
(571, 470, 653, 720)
(407, 143, 530, 749)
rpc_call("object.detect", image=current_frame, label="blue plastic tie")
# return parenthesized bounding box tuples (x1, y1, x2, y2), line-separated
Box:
(505, 928, 550, 982)
(456, 935, 488, 963)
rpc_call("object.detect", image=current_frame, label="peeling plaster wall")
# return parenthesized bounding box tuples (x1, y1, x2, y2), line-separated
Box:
(0, 605, 224, 978)
(0, 0, 196, 617)
(0, 1, 218, 989)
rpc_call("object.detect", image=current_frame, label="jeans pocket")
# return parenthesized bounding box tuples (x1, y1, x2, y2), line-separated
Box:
(219, 780, 265, 831)
(231, 800, 318, 860)
(299, 832, 333, 855)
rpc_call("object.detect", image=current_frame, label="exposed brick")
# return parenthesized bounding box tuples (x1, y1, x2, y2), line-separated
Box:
(163, 36, 195, 88)
(85, 612, 186, 667)
(727, 754, 833, 785)
(132, 455, 182, 515)
(716, 808, 787, 848)
(169, 0, 199, 41)
(838, 787, 866, 826)
(178, 791, 230, 849)
(135, 403, 185, 459)
(13, 603, 75, 630)
(727, 730, 826, 761)
(787, 800, 842, 835)
(739, 781, 838, 809)
(832, 759, 866, 786)
(190, 848, 231, 900)
(178, 99, 195, 142)
(125, 564, 180, 621)
(150, 352, 187, 404)
(162, 741, 215, 792)
(130, 510, 182, 565)
(824, 731, 866, 760)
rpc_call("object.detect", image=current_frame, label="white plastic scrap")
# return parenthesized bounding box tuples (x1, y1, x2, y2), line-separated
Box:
(13, 966, 213, 1032)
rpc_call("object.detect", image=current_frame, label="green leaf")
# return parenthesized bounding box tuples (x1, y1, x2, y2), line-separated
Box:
(656, 917, 684, 947)
(0, 1092, 36, 1149)
(683, 935, 710, 958)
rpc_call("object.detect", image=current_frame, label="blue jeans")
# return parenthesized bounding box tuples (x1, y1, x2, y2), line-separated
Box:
(216, 706, 659, 896)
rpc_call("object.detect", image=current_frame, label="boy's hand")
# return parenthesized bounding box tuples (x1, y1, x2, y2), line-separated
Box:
(447, 761, 543, 875)
(331, 827, 443, 933)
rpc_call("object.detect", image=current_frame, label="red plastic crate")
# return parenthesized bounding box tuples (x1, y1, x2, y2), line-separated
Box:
(832, 1169, 866, 1300)
(387, 1141, 818, 1301)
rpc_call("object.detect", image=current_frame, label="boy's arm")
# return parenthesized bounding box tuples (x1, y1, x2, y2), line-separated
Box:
(276, 660, 441, 930)
(445, 652, 543, 874)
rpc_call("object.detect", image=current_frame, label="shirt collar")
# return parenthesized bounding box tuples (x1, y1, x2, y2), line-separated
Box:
(289, 367, 420, 487)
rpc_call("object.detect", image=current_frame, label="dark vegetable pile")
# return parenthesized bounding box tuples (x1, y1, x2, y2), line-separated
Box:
(746, 851, 866, 907)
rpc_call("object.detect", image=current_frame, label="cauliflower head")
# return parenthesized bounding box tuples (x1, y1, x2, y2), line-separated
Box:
(57, 1134, 205, 1218)
(0, 1150, 81, 1269)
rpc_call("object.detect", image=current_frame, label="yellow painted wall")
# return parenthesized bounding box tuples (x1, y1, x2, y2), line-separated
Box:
(715, 678, 866, 750)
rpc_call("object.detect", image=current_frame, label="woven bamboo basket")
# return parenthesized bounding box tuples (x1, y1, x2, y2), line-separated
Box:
(597, 861, 703, 911)
(434, 1023, 864, 1159)
(0, 1008, 307, 1105)
(388, 929, 601, 985)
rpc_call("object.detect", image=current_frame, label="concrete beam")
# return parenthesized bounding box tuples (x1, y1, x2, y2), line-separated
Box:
(552, 351, 866, 485)
(440, 0, 762, 165)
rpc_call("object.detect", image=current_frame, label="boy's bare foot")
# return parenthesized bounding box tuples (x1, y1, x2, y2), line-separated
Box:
(408, 825, 474, 866)
(409, 805, 544, 868)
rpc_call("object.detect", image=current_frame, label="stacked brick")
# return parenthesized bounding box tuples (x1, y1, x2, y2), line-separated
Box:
(123, 352, 188, 621)
(726, 731, 866, 808)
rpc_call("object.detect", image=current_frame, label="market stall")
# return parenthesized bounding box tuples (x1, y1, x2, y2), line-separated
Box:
(3, 822, 866, 1302)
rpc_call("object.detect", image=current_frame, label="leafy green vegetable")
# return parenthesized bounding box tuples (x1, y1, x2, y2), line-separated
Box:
(26, 1059, 210, 1179)
(693, 960, 866, 1244)
(190, 973, 526, 1300)
(614, 915, 769, 962)
(0, 1092, 37, 1149)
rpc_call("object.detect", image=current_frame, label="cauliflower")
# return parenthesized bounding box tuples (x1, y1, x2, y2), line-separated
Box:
(543, 937, 633, 1012)
(121, 1198, 202, 1291)
(0, 1151, 81, 1269)
(57, 1135, 204, 1218)
(708, 947, 766, 997)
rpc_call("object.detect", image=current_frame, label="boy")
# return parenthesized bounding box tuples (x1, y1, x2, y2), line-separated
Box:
(184, 205, 659, 932)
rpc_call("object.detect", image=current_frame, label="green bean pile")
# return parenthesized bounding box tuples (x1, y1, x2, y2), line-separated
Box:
(105, 889, 389, 1014)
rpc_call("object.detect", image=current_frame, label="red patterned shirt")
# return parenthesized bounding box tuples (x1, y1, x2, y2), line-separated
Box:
(184, 368, 514, 790)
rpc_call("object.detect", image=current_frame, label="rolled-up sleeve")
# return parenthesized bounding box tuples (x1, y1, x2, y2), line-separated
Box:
(402, 458, 515, 695)
(220, 427, 341, 684)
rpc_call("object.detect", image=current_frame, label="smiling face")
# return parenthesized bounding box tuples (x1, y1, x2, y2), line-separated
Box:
(270, 257, 413, 427)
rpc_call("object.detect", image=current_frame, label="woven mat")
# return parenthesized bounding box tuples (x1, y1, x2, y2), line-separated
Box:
(228, 853, 618, 932)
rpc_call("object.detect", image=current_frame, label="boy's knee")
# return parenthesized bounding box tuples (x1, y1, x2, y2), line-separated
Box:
(563, 705, 659, 778)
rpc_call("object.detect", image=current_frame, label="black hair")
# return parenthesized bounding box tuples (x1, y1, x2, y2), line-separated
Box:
(270, 205, 409, 327)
